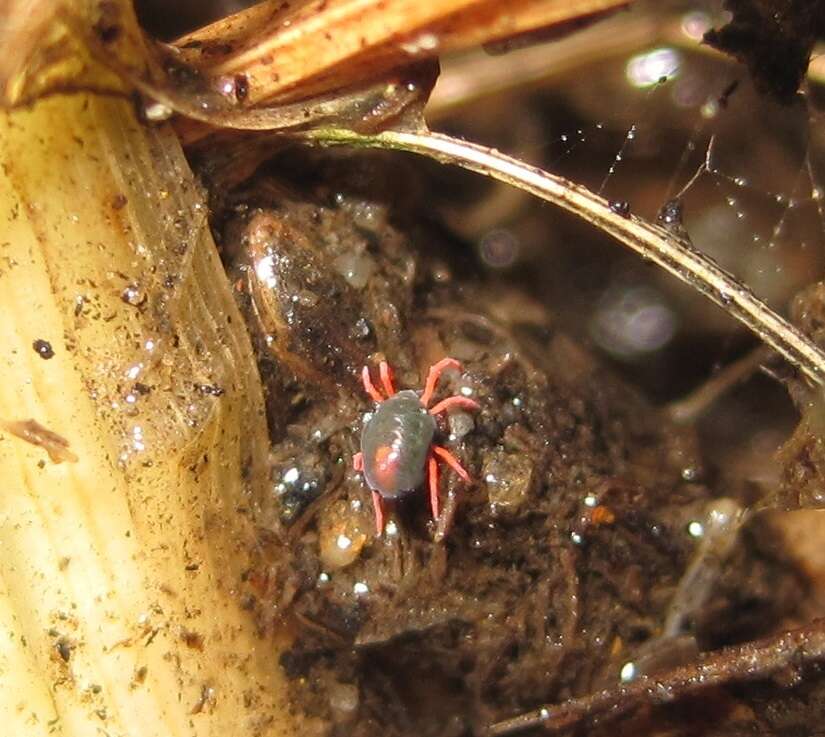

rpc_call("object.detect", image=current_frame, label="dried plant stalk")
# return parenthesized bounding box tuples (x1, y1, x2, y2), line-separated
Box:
(484, 619, 825, 736)
(304, 127, 825, 386)
(0, 94, 296, 736)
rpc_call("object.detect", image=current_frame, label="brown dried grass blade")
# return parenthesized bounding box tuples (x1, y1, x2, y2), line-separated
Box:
(176, 0, 630, 107)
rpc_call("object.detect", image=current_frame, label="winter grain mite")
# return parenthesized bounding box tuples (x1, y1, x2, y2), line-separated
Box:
(353, 358, 480, 535)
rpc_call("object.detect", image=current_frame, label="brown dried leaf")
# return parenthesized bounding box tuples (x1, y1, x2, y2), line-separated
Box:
(0, 0, 629, 138)
(0, 0, 437, 133)
(176, 0, 630, 107)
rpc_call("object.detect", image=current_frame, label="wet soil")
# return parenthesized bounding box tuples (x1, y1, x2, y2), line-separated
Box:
(208, 148, 805, 736)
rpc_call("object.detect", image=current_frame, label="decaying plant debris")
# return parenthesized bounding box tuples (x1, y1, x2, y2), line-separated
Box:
(3, 1, 825, 736)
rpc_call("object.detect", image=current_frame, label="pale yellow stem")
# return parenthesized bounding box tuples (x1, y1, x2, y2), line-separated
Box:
(0, 94, 297, 736)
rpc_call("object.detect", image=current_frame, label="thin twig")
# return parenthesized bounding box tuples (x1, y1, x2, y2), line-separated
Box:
(481, 619, 825, 736)
(301, 128, 825, 387)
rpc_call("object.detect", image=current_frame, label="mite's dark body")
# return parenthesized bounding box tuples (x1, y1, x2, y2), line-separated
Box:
(361, 390, 436, 498)
(355, 358, 478, 535)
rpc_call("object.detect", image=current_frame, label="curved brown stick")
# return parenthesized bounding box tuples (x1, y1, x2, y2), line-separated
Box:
(483, 620, 825, 737)
(421, 357, 462, 407)
(304, 128, 825, 387)
(361, 365, 384, 403)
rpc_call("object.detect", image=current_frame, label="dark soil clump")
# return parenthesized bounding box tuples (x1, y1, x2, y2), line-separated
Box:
(212, 149, 804, 736)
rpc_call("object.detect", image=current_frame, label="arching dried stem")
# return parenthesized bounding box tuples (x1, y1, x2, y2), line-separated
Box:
(302, 128, 825, 388)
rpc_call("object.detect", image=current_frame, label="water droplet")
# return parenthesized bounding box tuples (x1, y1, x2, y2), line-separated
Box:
(121, 284, 146, 308)
(687, 520, 704, 538)
(143, 101, 173, 122)
(620, 661, 637, 682)
(681, 465, 698, 481)
(609, 200, 631, 218)
(657, 198, 683, 227)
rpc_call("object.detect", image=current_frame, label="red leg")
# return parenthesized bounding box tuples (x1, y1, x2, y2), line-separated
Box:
(429, 395, 480, 416)
(420, 358, 462, 408)
(432, 445, 471, 482)
(353, 452, 363, 471)
(371, 491, 385, 536)
(427, 452, 440, 520)
(379, 361, 395, 397)
(361, 365, 384, 403)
